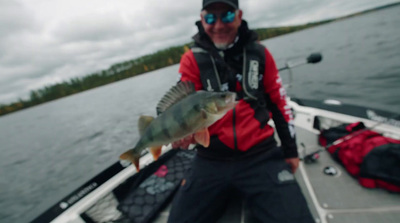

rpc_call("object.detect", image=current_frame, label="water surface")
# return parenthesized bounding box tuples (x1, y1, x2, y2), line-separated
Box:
(1, 6, 399, 222)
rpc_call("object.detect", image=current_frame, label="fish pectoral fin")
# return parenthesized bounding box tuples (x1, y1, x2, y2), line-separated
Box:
(120, 150, 141, 172)
(150, 146, 162, 160)
(194, 128, 210, 147)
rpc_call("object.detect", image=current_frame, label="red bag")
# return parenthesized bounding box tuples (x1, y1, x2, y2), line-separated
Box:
(321, 122, 400, 192)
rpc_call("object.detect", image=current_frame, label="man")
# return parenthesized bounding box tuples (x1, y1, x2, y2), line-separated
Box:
(168, 0, 314, 222)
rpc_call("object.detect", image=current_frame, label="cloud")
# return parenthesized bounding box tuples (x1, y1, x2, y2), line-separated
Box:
(1, 0, 399, 104)
(52, 13, 133, 43)
(0, 1, 37, 38)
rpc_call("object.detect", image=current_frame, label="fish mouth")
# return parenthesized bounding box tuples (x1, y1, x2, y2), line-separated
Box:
(225, 93, 237, 106)
(214, 92, 237, 113)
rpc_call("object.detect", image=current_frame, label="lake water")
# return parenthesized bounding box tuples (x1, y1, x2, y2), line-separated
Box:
(1, 5, 400, 222)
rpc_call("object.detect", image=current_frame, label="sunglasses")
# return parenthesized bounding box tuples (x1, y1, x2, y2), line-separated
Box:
(203, 11, 236, 25)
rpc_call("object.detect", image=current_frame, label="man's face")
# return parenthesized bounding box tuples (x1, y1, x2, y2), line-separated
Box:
(201, 3, 242, 49)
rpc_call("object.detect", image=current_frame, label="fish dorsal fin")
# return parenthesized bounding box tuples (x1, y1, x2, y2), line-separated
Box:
(138, 115, 154, 136)
(156, 81, 196, 114)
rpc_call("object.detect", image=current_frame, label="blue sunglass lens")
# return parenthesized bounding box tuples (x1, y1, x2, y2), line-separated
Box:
(221, 11, 236, 23)
(204, 11, 235, 25)
(204, 14, 217, 24)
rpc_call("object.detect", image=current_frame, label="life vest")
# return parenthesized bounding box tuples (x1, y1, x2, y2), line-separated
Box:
(191, 42, 266, 102)
(320, 122, 400, 192)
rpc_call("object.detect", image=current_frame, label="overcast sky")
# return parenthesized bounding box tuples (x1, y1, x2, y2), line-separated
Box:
(1, 0, 399, 104)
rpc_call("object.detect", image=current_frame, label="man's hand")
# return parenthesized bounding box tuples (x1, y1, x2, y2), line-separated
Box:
(171, 134, 196, 149)
(285, 157, 300, 173)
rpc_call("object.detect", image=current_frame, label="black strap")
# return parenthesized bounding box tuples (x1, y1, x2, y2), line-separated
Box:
(192, 42, 265, 102)
(192, 47, 222, 92)
(242, 43, 266, 101)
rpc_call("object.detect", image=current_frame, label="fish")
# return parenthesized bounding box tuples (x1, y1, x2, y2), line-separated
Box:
(119, 81, 237, 171)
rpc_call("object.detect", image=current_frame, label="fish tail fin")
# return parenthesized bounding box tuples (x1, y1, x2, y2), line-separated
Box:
(119, 149, 141, 171)
(194, 128, 210, 147)
(149, 146, 162, 160)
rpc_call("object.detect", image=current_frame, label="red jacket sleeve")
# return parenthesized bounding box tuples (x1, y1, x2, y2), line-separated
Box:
(178, 51, 203, 91)
(263, 48, 298, 158)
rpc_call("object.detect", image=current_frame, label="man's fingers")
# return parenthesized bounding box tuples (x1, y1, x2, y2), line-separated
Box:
(171, 134, 201, 149)
(285, 158, 300, 173)
(171, 135, 195, 149)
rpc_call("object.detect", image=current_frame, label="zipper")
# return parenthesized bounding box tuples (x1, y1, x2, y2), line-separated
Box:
(233, 107, 238, 151)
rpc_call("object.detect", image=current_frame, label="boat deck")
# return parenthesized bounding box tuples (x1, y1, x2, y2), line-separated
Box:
(294, 125, 400, 223)
(151, 125, 400, 223)
(45, 100, 400, 223)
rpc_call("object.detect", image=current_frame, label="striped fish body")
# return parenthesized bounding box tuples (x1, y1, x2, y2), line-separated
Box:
(137, 92, 227, 148)
(120, 82, 236, 171)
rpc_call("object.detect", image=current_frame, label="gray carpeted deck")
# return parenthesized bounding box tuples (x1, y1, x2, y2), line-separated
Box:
(295, 126, 400, 223)
(153, 126, 400, 223)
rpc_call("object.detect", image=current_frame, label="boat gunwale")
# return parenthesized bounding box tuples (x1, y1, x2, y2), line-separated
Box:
(31, 98, 400, 223)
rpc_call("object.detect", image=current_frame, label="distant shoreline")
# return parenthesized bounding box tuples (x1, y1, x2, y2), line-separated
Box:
(1, 2, 399, 117)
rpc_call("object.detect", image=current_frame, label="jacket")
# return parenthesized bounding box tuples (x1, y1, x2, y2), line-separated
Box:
(178, 20, 298, 159)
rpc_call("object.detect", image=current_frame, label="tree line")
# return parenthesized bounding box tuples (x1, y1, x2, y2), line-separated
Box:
(0, 20, 334, 116)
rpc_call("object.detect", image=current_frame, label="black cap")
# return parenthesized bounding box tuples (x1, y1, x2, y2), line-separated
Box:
(202, 0, 239, 10)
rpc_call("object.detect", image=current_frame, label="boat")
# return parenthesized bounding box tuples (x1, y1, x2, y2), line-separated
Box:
(31, 53, 400, 223)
